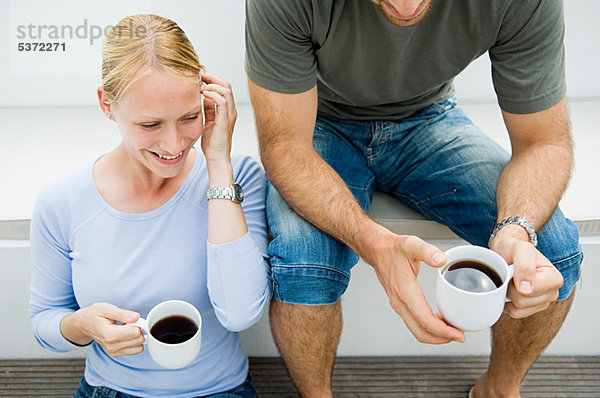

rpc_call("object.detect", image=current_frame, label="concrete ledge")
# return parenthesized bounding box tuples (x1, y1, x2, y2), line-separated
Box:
(0, 219, 29, 240)
(3, 237, 598, 359)
(3, 193, 600, 241)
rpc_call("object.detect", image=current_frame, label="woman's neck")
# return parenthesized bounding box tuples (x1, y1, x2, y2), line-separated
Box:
(93, 144, 197, 213)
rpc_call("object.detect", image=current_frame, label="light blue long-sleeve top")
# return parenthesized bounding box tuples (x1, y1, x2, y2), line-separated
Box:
(29, 151, 272, 397)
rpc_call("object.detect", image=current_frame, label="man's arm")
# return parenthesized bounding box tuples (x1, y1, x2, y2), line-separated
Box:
(497, 97, 572, 229)
(491, 97, 571, 317)
(249, 82, 371, 250)
(248, 78, 465, 343)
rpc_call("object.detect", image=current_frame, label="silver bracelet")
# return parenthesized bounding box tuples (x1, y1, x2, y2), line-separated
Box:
(488, 216, 538, 248)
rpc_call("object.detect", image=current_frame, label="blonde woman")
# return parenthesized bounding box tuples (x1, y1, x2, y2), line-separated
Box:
(29, 14, 270, 397)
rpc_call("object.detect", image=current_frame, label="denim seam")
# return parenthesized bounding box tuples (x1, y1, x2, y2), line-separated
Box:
(373, 120, 385, 143)
(369, 142, 388, 166)
(271, 263, 351, 280)
(367, 121, 380, 164)
(413, 187, 457, 205)
(395, 188, 457, 217)
(552, 250, 583, 266)
(347, 176, 374, 195)
(395, 190, 473, 241)
(365, 175, 376, 208)
(429, 209, 476, 242)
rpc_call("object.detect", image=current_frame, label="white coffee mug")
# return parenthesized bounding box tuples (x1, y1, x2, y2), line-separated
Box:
(129, 300, 202, 369)
(435, 245, 514, 332)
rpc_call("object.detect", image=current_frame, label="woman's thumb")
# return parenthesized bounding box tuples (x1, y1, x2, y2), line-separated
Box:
(100, 303, 140, 324)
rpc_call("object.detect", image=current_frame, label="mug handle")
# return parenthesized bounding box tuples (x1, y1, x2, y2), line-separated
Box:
(504, 264, 515, 303)
(126, 318, 148, 344)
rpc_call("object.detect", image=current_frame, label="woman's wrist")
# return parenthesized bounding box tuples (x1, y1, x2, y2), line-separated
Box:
(60, 310, 93, 346)
(207, 159, 234, 188)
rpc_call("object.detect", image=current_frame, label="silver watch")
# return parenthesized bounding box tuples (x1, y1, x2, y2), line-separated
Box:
(488, 216, 537, 248)
(206, 184, 244, 204)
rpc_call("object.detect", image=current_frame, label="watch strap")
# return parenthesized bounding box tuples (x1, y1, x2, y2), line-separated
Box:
(206, 186, 233, 199)
(206, 184, 243, 203)
(488, 216, 538, 248)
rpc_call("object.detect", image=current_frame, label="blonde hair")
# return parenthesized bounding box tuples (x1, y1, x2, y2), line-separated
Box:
(102, 14, 203, 104)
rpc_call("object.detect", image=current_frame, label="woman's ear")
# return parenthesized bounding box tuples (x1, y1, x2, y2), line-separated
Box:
(97, 87, 113, 120)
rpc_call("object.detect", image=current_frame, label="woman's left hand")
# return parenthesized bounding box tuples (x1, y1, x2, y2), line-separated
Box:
(200, 71, 237, 166)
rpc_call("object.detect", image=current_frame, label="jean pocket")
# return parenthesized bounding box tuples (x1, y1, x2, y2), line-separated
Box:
(395, 187, 459, 228)
(411, 187, 458, 207)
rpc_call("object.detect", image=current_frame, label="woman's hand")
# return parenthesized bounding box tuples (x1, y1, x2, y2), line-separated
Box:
(60, 303, 145, 357)
(199, 71, 237, 168)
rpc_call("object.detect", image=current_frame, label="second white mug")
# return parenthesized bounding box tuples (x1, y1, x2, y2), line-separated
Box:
(435, 245, 514, 332)
(129, 300, 202, 369)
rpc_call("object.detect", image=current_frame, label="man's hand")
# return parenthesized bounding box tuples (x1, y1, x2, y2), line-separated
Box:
(493, 97, 570, 318)
(366, 232, 466, 344)
(490, 225, 564, 318)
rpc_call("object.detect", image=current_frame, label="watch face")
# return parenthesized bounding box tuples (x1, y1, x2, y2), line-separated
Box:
(234, 184, 244, 202)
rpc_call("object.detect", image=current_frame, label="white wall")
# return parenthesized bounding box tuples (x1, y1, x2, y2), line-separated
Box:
(1, 0, 599, 108)
(0, 0, 247, 106)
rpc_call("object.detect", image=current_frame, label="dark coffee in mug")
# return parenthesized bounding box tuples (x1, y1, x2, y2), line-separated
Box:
(150, 315, 198, 344)
(443, 259, 503, 293)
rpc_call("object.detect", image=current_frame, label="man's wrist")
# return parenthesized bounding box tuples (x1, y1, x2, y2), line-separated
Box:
(354, 220, 395, 268)
(489, 216, 538, 248)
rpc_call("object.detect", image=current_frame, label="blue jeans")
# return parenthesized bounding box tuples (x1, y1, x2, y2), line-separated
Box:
(74, 374, 258, 398)
(267, 98, 582, 305)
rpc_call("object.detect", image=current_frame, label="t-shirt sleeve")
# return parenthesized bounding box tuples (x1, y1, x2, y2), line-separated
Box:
(29, 186, 83, 352)
(206, 155, 271, 332)
(244, 0, 317, 93)
(489, 0, 566, 114)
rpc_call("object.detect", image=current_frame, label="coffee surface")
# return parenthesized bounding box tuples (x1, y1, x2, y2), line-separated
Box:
(150, 315, 198, 344)
(444, 260, 503, 292)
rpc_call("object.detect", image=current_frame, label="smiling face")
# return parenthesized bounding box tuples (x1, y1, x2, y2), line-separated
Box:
(371, 0, 434, 26)
(109, 69, 203, 180)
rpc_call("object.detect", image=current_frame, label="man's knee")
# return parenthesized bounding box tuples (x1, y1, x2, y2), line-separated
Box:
(266, 182, 357, 306)
(271, 264, 351, 305)
(536, 209, 583, 301)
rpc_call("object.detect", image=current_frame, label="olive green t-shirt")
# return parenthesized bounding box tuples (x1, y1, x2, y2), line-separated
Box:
(245, 0, 566, 120)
